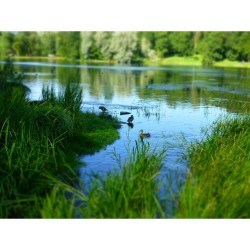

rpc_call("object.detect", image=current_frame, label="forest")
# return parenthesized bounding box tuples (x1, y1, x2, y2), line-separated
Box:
(0, 31, 250, 65)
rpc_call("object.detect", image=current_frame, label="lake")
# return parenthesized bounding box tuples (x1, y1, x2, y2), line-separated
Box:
(4, 60, 250, 205)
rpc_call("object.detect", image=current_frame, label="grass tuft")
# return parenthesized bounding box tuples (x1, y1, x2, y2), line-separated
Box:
(0, 61, 121, 218)
(82, 140, 167, 218)
(175, 115, 250, 218)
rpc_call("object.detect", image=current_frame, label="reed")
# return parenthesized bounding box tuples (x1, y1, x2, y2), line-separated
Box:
(175, 115, 250, 218)
(42, 83, 83, 114)
(82, 140, 167, 218)
(0, 62, 120, 218)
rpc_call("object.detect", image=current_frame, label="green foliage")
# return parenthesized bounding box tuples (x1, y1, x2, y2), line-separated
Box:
(39, 32, 56, 56)
(12, 32, 28, 56)
(110, 32, 138, 63)
(80, 32, 96, 60)
(80, 32, 138, 63)
(94, 32, 113, 60)
(0, 32, 14, 58)
(12, 32, 42, 56)
(56, 32, 81, 60)
(2, 31, 250, 64)
(169, 32, 194, 56)
(155, 32, 172, 58)
(238, 32, 250, 61)
(80, 32, 109, 60)
(82, 141, 167, 218)
(0, 62, 121, 217)
(224, 32, 241, 61)
(176, 115, 250, 218)
(198, 32, 226, 65)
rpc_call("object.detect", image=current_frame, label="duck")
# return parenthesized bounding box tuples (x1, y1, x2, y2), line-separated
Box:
(139, 129, 151, 138)
(127, 115, 134, 123)
(99, 106, 107, 112)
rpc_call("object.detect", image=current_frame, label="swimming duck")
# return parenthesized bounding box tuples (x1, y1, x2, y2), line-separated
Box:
(99, 106, 107, 112)
(139, 129, 151, 138)
(127, 115, 134, 123)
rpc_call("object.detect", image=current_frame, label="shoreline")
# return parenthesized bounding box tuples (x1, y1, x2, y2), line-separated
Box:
(7, 56, 250, 69)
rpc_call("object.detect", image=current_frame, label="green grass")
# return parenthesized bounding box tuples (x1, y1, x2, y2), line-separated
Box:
(214, 59, 250, 68)
(175, 115, 250, 218)
(73, 112, 120, 154)
(143, 55, 203, 66)
(0, 61, 121, 218)
(144, 56, 250, 68)
(81, 140, 167, 218)
(10, 55, 250, 69)
(11, 55, 65, 61)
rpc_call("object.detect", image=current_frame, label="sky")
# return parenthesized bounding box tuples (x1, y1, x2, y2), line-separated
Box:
(1, 1, 249, 249)
(1, 0, 250, 31)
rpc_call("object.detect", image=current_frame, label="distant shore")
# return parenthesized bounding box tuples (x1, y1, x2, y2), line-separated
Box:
(143, 56, 250, 68)
(7, 55, 250, 68)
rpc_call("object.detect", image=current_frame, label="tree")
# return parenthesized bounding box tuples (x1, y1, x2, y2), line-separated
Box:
(154, 32, 172, 58)
(140, 32, 156, 48)
(39, 32, 56, 56)
(169, 32, 194, 56)
(80, 32, 95, 60)
(109, 32, 138, 63)
(12, 32, 29, 56)
(139, 37, 156, 60)
(12, 32, 42, 56)
(56, 32, 80, 60)
(224, 32, 241, 61)
(198, 32, 226, 65)
(0, 32, 14, 58)
(94, 32, 113, 60)
(238, 32, 250, 61)
(28, 32, 42, 56)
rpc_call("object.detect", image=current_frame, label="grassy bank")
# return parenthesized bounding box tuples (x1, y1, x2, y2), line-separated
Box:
(10, 55, 66, 61)
(9, 55, 250, 68)
(213, 59, 250, 68)
(144, 56, 250, 68)
(0, 62, 120, 218)
(175, 115, 250, 218)
(143, 55, 203, 66)
(9, 56, 113, 65)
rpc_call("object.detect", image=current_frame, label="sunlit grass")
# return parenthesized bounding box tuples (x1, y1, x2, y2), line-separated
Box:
(81, 140, 167, 218)
(214, 59, 250, 68)
(143, 55, 203, 66)
(10, 55, 250, 68)
(144, 55, 250, 68)
(0, 62, 121, 217)
(175, 115, 250, 218)
(12, 55, 65, 61)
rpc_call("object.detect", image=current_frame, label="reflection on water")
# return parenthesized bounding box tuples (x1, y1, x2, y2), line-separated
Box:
(3, 60, 250, 209)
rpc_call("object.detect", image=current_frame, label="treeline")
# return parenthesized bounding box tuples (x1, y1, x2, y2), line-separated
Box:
(0, 31, 250, 65)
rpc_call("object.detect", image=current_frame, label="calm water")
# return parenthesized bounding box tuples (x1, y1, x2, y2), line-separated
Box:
(4, 60, 250, 199)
